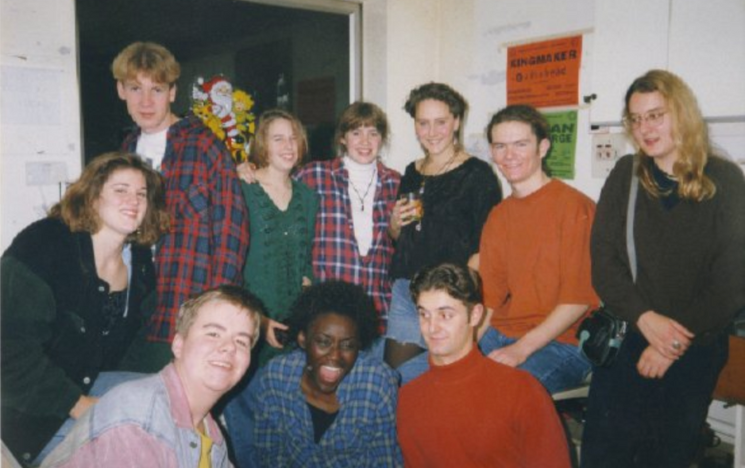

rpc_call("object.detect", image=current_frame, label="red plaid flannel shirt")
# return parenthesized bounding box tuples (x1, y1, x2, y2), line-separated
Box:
(123, 115, 250, 343)
(296, 159, 400, 327)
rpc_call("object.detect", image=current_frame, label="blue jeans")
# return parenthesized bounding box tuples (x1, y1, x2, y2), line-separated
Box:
(32, 371, 146, 466)
(384, 279, 426, 349)
(580, 330, 728, 468)
(396, 326, 591, 391)
(479, 326, 591, 394)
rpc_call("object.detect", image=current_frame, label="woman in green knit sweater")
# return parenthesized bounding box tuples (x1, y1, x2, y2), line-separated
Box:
(241, 109, 318, 366)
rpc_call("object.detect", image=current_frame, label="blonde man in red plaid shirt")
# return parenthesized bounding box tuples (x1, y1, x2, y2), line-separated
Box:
(113, 42, 249, 370)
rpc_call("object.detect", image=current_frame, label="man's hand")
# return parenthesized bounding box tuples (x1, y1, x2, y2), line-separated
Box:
(487, 342, 531, 368)
(637, 345, 675, 379)
(237, 162, 257, 184)
(261, 315, 289, 348)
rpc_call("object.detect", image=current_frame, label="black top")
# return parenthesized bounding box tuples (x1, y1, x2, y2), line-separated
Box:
(307, 402, 339, 443)
(391, 157, 502, 279)
(591, 154, 745, 342)
(1, 217, 156, 462)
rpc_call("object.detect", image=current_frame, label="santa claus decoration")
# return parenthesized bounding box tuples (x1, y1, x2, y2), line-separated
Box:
(192, 75, 256, 163)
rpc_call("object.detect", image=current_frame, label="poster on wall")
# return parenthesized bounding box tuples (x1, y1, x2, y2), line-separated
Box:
(507, 36, 583, 108)
(544, 110, 578, 180)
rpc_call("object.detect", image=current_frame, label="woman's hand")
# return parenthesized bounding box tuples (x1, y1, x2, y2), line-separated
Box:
(636, 310, 693, 360)
(237, 162, 257, 183)
(637, 345, 675, 379)
(261, 315, 289, 349)
(69, 395, 99, 419)
(388, 198, 418, 240)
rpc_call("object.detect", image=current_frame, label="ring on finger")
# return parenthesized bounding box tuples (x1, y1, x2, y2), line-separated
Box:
(672, 340, 681, 351)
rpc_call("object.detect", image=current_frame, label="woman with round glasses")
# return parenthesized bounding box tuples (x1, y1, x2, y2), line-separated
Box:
(581, 69, 745, 467)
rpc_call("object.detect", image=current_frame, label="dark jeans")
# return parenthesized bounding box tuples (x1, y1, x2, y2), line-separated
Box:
(580, 330, 728, 468)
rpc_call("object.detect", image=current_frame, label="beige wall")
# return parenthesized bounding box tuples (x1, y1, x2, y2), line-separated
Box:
(0, 0, 82, 251)
(362, 0, 603, 201)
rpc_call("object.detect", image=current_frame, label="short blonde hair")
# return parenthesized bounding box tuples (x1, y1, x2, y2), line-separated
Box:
(111, 42, 180, 86)
(175, 286, 264, 349)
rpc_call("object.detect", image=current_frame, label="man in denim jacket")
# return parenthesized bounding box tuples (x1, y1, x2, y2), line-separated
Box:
(41, 286, 262, 468)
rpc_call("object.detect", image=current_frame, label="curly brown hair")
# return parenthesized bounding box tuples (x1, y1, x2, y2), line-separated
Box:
(404, 82, 468, 145)
(48, 151, 170, 246)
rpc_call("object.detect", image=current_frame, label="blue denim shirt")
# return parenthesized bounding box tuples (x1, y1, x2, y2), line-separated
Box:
(41, 364, 231, 468)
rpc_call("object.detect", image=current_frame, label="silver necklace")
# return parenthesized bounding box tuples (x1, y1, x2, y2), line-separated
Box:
(419, 149, 459, 196)
(348, 168, 377, 212)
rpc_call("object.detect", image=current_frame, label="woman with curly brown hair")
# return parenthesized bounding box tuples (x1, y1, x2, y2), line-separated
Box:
(384, 83, 502, 384)
(1, 151, 169, 465)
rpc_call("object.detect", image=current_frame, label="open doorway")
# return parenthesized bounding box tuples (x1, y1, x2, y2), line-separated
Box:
(76, 0, 355, 163)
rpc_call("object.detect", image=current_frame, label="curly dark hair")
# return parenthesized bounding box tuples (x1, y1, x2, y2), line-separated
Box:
(287, 281, 380, 351)
(403, 82, 468, 146)
(403, 82, 468, 121)
(410, 262, 482, 309)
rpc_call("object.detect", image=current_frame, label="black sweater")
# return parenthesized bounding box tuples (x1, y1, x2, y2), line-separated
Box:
(591, 154, 745, 342)
(1, 217, 156, 462)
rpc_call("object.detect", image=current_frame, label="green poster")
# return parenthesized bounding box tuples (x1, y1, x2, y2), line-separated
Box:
(543, 110, 578, 180)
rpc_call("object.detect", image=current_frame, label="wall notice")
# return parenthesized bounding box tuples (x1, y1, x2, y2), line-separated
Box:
(544, 110, 578, 180)
(507, 35, 582, 108)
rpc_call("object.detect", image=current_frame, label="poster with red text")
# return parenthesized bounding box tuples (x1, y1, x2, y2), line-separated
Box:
(507, 35, 582, 108)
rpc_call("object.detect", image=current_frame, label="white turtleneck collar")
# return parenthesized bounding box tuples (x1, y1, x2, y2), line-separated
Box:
(342, 156, 377, 257)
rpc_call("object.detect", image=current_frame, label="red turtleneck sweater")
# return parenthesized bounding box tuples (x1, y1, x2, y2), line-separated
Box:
(397, 346, 570, 468)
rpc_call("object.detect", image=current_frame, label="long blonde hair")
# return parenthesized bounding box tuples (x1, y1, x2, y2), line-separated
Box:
(623, 70, 715, 201)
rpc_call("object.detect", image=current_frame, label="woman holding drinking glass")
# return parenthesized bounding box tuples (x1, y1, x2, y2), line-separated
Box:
(384, 82, 502, 384)
(582, 70, 745, 467)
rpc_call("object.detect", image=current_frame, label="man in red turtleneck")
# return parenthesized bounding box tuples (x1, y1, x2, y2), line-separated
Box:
(396, 263, 570, 468)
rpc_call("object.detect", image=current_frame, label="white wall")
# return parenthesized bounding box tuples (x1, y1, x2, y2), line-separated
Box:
(373, 0, 745, 198)
(1, 0, 743, 450)
(369, 0, 743, 443)
(0, 0, 81, 252)
(369, 0, 605, 199)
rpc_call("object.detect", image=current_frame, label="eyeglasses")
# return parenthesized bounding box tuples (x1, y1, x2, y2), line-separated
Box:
(624, 109, 668, 129)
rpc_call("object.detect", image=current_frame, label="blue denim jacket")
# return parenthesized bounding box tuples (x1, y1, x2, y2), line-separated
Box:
(41, 364, 231, 468)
